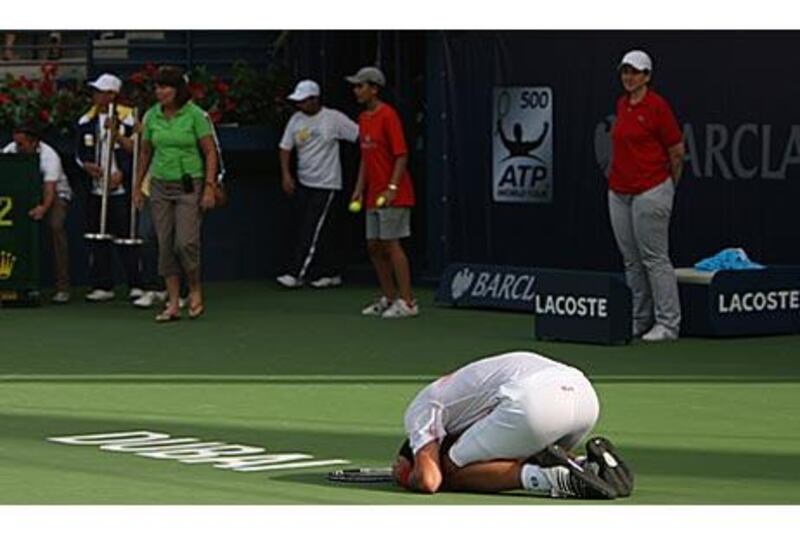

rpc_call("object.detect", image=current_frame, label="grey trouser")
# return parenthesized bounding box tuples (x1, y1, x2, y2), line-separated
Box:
(150, 178, 202, 277)
(137, 200, 164, 291)
(608, 178, 681, 335)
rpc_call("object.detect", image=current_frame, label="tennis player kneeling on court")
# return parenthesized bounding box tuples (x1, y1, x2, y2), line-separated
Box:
(393, 351, 634, 499)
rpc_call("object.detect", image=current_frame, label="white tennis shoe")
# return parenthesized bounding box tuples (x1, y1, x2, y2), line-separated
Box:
(276, 274, 303, 288)
(361, 296, 392, 316)
(641, 324, 678, 342)
(85, 289, 115, 302)
(310, 276, 342, 289)
(381, 299, 419, 319)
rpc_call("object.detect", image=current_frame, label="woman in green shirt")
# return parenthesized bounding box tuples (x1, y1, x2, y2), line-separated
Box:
(134, 66, 218, 322)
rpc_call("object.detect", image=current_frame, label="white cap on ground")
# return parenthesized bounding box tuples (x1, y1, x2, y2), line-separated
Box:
(287, 79, 321, 101)
(345, 66, 386, 87)
(618, 50, 653, 72)
(88, 73, 122, 93)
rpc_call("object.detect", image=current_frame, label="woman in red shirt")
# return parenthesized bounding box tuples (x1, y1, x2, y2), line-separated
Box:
(608, 50, 685, 342)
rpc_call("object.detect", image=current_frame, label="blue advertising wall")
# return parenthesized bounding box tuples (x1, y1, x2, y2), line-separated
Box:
(425, 31, 800, 274)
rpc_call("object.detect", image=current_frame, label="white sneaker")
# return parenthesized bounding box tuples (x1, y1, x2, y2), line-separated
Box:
(128, 287, 145, 300)
(641, 324, 678, 342)
(85, 289, 115, 302)
(276, 274, 303, 288)
(132, 291, 160, 309)
(381, 299, 420, 319)
(309, 276, 342, 289)
(632, 322, 652, 338)
(361, 296, 392, 316)
(51, 291, 71, 304)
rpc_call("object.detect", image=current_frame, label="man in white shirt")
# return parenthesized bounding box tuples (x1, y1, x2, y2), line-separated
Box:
(276, 79, 359, 289)
(392, 351, 634, 499)
(3, 126, 73, 303)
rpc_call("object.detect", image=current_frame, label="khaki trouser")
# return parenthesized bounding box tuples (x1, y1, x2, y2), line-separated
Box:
(48, 198, 70, 292)
(149, 178, 203, 277)
(608, 178, 681, 336)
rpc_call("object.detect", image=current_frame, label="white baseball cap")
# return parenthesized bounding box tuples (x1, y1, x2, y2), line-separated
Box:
(618, 50, 653, 72)
(287, 79, 321, 101)
(346, 66, 386, 87)
(88, 73, 122, 93)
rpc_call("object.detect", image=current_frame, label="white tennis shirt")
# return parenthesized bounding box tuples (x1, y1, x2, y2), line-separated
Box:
(279, 107, 359, 190)
(404, 351, 577, 454)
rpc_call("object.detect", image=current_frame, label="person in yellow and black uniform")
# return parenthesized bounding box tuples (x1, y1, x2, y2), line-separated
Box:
(75, 73, 143, 303)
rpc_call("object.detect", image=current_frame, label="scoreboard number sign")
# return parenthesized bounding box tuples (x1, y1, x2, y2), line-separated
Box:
(0, 154, 41, 305)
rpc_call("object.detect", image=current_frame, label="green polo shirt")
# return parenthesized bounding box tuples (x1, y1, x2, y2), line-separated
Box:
(143, 101, 212, 181)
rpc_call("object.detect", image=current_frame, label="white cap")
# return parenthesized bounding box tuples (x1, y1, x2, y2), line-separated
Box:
(287, 79, 321, 101)
(346, 66, 386, 87)
(88, 73, 122, 93)
(619, 50, 653, 72)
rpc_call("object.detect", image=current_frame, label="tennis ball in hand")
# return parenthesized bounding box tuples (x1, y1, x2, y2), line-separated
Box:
(348, 200, 362, 213)
(376, 196, 387, 208)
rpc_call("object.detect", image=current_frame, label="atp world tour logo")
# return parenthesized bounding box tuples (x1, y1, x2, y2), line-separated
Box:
(493, 86, 553, 203)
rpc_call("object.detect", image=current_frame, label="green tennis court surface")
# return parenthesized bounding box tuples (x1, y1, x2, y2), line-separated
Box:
(1, 282, 799, 504)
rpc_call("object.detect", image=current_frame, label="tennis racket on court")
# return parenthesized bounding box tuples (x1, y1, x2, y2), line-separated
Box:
(327, 467, 395, 483)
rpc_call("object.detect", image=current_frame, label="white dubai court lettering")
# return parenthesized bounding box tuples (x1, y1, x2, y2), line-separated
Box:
(48, 430, 348, 473)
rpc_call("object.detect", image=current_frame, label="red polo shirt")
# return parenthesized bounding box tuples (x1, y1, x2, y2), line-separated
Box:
(358, 102, 415, 208)
(609, 90, 683, 195)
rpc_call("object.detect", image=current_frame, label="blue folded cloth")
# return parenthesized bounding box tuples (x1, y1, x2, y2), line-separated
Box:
(694, 248, 765, 272)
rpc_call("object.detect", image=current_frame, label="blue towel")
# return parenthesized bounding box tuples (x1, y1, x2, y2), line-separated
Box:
(694, 248, 765, 272)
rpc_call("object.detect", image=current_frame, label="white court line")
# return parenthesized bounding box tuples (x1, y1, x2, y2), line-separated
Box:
(0, 374, 436, 382)
(0, 374, 794, 382)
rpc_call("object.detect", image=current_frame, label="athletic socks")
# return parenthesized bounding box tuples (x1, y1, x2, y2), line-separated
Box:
(520, 463, 555, 496)
(521, 456, 607, 499)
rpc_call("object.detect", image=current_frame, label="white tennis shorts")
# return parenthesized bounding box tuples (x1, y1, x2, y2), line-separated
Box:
(448, 367, 600, 467)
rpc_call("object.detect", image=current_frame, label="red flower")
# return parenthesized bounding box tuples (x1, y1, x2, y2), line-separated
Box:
(41, 63, 58, 78)
(223, 98, 237, 112)
(19, 76, 35, 90)
(144, 63, 158, 76)
(208, 110, 223, 124)
(188, 82, 207, 101)
(39, 79, 56, 98)
(129, 72, 146, 85)
(214, 80, 230, 95)
(0, 93, 11, 105)
(39, 109, 51, 122)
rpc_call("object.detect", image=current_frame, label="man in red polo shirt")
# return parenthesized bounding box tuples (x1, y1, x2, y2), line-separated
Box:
(347, 66, 418, 318)
(608, 49, 685, 342)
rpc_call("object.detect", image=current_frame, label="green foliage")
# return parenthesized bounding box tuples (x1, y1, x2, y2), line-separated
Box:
(0, 61, 293, 136)
(125, 61, 293, 125)
(0, 63, 85, 135)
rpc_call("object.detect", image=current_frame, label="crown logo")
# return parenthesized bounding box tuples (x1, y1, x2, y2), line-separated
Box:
(0, 250, 17, 280)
